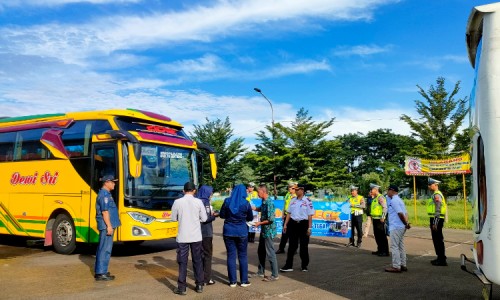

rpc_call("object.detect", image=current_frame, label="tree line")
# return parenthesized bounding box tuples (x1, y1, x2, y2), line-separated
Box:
(192, 77, 470, 198)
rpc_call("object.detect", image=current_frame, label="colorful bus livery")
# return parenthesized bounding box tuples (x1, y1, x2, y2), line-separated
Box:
(0, 109, 217, 254)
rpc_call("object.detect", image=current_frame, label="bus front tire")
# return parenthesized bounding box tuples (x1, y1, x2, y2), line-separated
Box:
(52, 214, 76, 255)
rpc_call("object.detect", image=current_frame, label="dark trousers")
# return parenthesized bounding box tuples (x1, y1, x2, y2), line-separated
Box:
(284, 219, 310, 269)
(95, 229, 114, 275)
(177, 241, 204, 290)
(201, 237, 213, 284)
(223, 236, 249, 284)
(248, 232, 256, 243)
(372, 218, 389, 254)
(430, 218, 446, 261)
(278, 217, 289, 251)
(349, 214, 363, 244)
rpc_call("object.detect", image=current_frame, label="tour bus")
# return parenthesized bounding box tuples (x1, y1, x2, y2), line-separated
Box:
(462, 2, 500, 298)
(0, 109, 217, 254)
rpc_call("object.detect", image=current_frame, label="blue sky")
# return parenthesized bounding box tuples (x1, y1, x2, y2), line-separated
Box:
(0, 0, 493, 147)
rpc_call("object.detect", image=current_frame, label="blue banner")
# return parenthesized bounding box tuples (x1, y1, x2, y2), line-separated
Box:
(248, 199, 352, 238)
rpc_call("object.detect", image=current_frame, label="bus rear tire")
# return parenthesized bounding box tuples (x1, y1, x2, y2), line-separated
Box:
(52, 214, 76, 255)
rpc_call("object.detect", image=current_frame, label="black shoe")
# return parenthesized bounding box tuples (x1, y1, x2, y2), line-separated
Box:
(371, 251, 379, 255)
(377, 252, 389, 257)
(431, 260, 447, 266)
(401, 266, 408, 272)
(346, 242, 354, 247)
(95, 274, 115, 281)
(195, 285, 203, 293)
(356, 242, 362, 248)
(173, 287, 187, 295)
(275, 249, 285, 254)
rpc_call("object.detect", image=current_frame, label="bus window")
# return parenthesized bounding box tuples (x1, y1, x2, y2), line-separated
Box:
(477, 135, 487, 232)
(0, 131, 16, 162)
(93, 145, 118, 200)
(63, 120, 112, 158)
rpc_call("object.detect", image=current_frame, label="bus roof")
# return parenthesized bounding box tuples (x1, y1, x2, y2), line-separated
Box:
(0, 108, 183, 129)
(466, 3, 500, 68)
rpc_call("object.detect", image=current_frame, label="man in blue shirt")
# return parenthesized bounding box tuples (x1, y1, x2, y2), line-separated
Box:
(384, 185, 411, 273)
(94, 175, 121, 281)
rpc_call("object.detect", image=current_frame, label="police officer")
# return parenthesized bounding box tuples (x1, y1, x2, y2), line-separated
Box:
(280, 184, 315, 272)
(94, 175, 121, 281)
(346, 185, 365, 248)
(370, 183, 389, 257)
(246, 182, 258, 243)
(428, 178, 447, 266)
(276, 182, 297, 254)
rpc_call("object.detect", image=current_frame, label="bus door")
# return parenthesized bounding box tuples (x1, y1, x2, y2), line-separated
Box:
(91, 144, 119, 241)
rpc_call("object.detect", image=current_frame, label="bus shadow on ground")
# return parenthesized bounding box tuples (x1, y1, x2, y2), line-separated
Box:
(266, 238, 500, 300)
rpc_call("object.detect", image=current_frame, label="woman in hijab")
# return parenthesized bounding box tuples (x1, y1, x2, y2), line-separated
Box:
(197, 185, 218, 286)
(219, 184, 254, 287)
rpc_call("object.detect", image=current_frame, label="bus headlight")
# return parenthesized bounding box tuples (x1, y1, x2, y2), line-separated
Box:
(128, 212, 156, 224)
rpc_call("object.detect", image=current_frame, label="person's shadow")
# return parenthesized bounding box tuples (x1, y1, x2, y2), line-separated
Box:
(135, 256, 178, 292)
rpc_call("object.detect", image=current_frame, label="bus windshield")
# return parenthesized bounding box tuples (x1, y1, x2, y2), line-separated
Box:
(124, 143, 197, 210)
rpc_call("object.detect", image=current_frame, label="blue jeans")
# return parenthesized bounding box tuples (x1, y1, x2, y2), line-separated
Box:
(223, 236, 249, 284)
(258, 235, 279, 277)
(95, 229, 114, 275)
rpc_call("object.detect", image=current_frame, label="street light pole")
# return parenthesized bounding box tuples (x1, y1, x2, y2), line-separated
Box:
(254, 87, 277, 198)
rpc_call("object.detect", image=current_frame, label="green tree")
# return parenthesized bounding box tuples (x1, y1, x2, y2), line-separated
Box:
(401, 77, 469, 158)
(191, 117, 246, 192)
(401, 77, 470, 195)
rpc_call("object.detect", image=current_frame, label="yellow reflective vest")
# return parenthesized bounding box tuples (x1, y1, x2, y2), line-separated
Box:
(426, 190, 447, 218)
(284, 192, 295, 214)
(349, 195, 364, 215)
(246, 191, 258, 202)
(370, 194, 386, 219)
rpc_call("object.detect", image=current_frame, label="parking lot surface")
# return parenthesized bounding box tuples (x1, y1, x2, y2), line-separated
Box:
(1, 222, 499, 300)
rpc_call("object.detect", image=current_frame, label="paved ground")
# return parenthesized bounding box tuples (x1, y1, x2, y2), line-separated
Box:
(0, 222, 499, 300)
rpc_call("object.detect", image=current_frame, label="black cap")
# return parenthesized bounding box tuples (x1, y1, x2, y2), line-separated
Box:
(184, 182, 196, 191)
(296, 184, 305, 190)
(388, 184, 399, 192)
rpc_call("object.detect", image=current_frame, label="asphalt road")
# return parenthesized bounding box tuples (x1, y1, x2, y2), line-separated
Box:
(0, 222, 499, 300)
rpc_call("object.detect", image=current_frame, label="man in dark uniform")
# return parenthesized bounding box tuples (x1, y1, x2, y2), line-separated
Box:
(428, 178, 447, 266)
(94, 175, 121, 281)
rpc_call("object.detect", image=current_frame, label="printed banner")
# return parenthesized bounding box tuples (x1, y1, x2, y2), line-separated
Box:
(248, 199, 352, 238)
(404, 153, 471, 175)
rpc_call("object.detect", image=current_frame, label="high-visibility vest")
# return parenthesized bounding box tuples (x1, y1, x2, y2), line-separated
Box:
(370, 194, 386, 219)
(427, 190, 447, 218)
(349, 195, 364, 215)
(246, 191, 258, 202)
(284, 192, 295, 213)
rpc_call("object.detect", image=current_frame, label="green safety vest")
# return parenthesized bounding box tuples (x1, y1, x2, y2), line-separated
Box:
(426, 190, 447, 218)
(349, 195, 364, 215)
(370, 194, 386, 219)
(283, 192, 295, 213)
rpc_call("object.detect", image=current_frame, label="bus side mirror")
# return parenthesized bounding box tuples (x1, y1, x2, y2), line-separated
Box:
(209, 153, 217, 180)
(127, 143, 142, 178)
(40, 129, 69, 159)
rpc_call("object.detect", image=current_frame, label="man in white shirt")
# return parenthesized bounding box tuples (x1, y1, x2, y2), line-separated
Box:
(171, 182, 208, 295)
(384, 185, 411, 273)
(280, 184, 315, 272)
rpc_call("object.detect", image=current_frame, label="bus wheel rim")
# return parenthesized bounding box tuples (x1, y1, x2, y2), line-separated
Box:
(56, 220, 73, 247)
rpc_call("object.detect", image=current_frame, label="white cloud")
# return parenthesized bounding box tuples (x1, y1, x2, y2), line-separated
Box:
(0, 0, 398, 64)
(322, 106, 415, 137)
(332, 44, 393, 57)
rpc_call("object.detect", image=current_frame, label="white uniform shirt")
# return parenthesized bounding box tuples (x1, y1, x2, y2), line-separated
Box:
(171, 194, 208, 243)
(287, 196, 315, 221)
